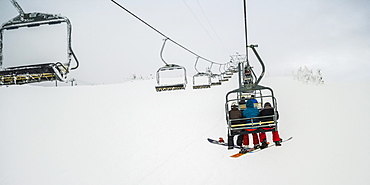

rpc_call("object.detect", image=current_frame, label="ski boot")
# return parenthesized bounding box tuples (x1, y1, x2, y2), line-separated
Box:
(253, 144, 260, 150)
(260, 141, 269, 149)
(275, 139, 282, 146)
(239, 147, 249, 154)
(275, 140, 281, 146)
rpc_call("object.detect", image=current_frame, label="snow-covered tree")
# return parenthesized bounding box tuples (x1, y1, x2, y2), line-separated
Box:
(294, 66, 324, 85)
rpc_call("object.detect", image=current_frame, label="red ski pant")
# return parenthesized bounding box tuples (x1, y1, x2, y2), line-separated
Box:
(259, 130, 280, 142)
(242, 133, 259, 146)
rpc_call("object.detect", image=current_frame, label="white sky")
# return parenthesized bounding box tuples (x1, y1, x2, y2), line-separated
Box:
(1, 0, 369, 84)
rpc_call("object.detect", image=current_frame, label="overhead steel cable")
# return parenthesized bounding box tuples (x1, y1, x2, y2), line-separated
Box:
(111, 0, 224, 65)
(243, 0, 249, 61)
(195, 0, 226, 50)
(181, 0, 217, 44)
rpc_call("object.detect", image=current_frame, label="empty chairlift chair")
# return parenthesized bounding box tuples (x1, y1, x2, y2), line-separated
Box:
(192, 72, 211, 89)
(210, 73, 222, 86)
(224, 64, 233, 79)
(219, 64, 229, 82)
(156, 64, 187, 92)
(0, 0, 79, 86)
(208, 63, 221, 86)
(192, 57, 211, 89)
(155, 38, 187, 92)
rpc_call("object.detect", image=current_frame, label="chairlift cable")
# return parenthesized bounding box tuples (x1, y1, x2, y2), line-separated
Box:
(195, 0, 226, 50)
(181, 0, 217, 45)
(111, 0, 224, 65)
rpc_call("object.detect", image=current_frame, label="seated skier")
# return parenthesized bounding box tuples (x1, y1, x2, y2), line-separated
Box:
(227, 104, 244, 149)
(242, 99, 261, 149)
(258, 102, 282, 149)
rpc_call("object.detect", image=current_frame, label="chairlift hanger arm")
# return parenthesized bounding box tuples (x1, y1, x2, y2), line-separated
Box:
(248, 44, 265, 86)
(160, 38, 169, 66)
(218, 64, 223, 74)
(208, 62, 214, 74)
(194, 56, 200, 73)
(10, 0, 24, 17)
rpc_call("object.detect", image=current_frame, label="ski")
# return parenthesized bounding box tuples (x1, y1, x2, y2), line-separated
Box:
(230, 136, 293, 158)
(207, 138, 251, 150)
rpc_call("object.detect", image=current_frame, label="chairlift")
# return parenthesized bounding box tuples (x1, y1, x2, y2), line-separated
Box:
(223, 0, 283, 145)
(210, 73, 222, 86)
(230, 54, 245, 74)
(225, 84, 278, 136)
(219, 64, 229, 82)
(226, 44, 278, 136)
(0, 0, 79, 86)
(208, 63, 221, 86)
(155, 38, 187, 92)
(229, 62, 239, 74)
(192, 57, 211, 89)
(222, 67, 232, 79)
(243, 64, 255, 85)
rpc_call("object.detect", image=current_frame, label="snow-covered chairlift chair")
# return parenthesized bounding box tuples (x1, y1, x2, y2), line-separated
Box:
(0, 0, 79, 86)
(155, 38, 187, 92)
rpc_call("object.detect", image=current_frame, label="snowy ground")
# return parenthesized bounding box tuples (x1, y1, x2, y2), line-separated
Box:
(1, 76, 370, 185)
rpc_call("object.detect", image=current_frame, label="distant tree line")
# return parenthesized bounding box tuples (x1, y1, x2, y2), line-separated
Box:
(293, 66, 324, 85)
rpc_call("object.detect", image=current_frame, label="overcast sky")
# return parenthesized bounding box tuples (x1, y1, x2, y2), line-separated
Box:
(1, 0, 369, 84)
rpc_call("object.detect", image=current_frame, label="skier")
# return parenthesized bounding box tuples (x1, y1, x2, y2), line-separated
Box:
(227, 104, 244, 149)
(242, 99, 260, 149)
(244, 66, 253, 85)
(258, 102, 282, 149)
(238, 97, 246, 110)
(249, 95, 258, 108)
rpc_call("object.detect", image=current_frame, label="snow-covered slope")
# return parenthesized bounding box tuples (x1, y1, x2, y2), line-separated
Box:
(1, 76, 369, 185)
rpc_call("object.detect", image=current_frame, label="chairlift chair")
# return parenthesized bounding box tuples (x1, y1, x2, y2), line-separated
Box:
(207, 63, 222, 86)
(243, 65, 255, 85)
(224, 64, 233, 78)
(155, 38, 187, 92)
(218, 64, 228, 82)
(209, 64, 222, 86)
(210, 74, 222, 86)
(192, 57, 211, 89)
(225, 84, 278, 136)
(155, 64, 187, 92)
(220, 74, 229, 81)
(0, 0, 79, 86)
(231, 67, 238, 73)
(225, 69, 233, 76)
(192, 72, 211, 89)
(224, 71, 233, 78)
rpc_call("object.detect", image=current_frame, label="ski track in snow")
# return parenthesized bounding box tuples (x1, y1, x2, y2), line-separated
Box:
(1, 76, 370, 185)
